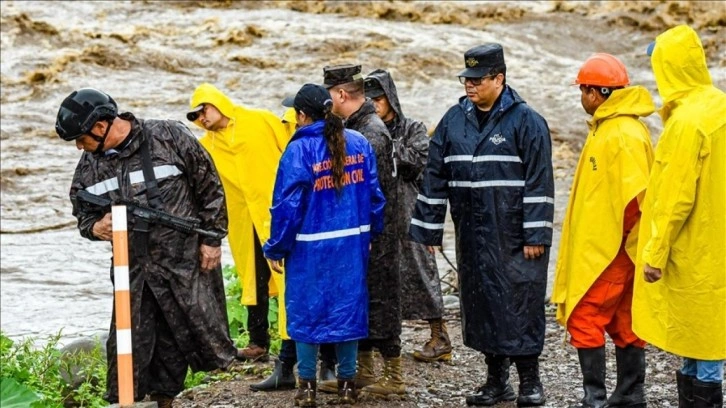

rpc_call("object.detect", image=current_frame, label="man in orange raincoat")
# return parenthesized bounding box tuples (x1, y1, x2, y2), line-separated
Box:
(552, 53, 654, 408)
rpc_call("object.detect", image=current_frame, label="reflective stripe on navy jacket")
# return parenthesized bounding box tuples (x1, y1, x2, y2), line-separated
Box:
(263, 120, 386, 344)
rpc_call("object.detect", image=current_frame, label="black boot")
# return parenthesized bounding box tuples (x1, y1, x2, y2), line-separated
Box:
(693, 379, 723, 408)
(515, 357, 546, 406)
(250, 358, 296, 391)
(676, 371, 696, 408)
(466, 355, 516, 406)
(606, 346, 646, 407)
(294, 378, 317, 407)
(570, 347, 607, 408)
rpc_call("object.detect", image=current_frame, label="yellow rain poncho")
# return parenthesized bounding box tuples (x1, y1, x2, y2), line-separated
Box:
(190, 83, 292, 338)
(552, 86, 655, 326)
(633, 25, 726, 360)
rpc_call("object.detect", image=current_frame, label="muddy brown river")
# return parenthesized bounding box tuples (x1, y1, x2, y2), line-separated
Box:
(1, 1, 724, 344)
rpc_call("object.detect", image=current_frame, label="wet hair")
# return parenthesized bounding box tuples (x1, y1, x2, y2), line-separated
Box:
(322, 102, 346, 192)
(488, 64, 507, 85)
(336, 79, 365, 98)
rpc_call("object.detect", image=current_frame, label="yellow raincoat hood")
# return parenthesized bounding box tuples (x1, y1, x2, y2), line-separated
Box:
(552, 86, 654, 326)
(633, 25, 726, 359)
(190, 83, 292, 338)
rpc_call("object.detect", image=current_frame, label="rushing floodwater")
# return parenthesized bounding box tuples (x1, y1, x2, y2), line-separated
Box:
(1, 0, 724, 344)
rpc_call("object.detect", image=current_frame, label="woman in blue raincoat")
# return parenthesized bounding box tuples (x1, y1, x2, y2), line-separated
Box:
(263, 83, 386, 407)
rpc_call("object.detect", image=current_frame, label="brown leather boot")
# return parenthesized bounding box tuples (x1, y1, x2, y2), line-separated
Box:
(337, 378, 358, 405)
(294, 379, 317, 407)
(236, 343, 269, 362)
(413, 319, 453, 362)
(360, 356, 405, 397)
(319, 351, 376, 393)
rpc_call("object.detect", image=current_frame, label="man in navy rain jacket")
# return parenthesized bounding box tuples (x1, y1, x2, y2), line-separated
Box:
(409, 44, 554, 407)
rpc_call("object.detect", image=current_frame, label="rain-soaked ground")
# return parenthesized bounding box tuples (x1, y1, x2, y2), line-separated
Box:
(1, 1, 725, 346)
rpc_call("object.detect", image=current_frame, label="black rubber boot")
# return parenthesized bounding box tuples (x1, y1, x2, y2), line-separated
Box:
(693, 379, 723, 408)
(606, 346, 646, 407)
(515, 357, 546, 406)
(676, 371, 696, 408)
(570, 347, 607, 408)
(466, 355, 516, 406)
(250, 358, 296, 391)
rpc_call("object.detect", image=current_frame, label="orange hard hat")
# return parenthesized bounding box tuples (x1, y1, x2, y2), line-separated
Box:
(573, 53, 630, 87)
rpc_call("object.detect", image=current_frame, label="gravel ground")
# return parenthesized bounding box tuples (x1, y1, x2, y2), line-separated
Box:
(173, 307, 685, 408)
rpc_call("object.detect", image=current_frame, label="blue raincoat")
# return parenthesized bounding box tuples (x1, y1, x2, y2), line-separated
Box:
(263, 121, 386, 344)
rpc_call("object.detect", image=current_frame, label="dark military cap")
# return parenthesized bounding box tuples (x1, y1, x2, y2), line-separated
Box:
(457, 43, 506, 78)
(323, 64, 363, 89)
(364, 77, 385, 99)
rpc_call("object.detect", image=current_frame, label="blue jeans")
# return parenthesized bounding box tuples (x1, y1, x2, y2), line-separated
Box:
(681, 358, 725, 383)
(296, 340, 357, 380)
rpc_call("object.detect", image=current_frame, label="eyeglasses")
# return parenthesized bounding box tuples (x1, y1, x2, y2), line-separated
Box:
(458, 74, 497, 86)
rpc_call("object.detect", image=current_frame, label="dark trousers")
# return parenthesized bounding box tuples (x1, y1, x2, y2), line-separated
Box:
(105, 284, 187, 402)
(359, 336, 401, 358)
(248, 229, 271, 349)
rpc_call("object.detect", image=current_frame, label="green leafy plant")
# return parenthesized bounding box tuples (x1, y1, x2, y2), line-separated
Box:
(0, 332, 106, 408)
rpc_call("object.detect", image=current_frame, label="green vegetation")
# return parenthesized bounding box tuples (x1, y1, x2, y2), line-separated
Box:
(1, 264, 284, 404)
(0, 331, 107, 407)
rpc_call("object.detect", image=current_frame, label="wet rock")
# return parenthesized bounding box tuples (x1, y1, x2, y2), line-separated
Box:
(442, 295, 459, 309)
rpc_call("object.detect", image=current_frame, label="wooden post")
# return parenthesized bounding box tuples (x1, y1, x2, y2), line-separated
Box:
(112, 205, 134, 406)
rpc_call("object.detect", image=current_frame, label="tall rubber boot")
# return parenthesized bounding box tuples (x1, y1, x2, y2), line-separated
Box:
(676, 371, 695, 408)
(319, 350, 376, 393)
(318, 359, 336, 382)
(570, 347, 607, 408)
(693, 379, 723, 408)
(250, 358, 296, 391)
(515, 357, 546, 406)
(466, 355, 516, 406)
(361, 356, 405, 396)
(606, 346, 646, 407)
(294, 378, 317, 407)
(413, 319, 453, 362)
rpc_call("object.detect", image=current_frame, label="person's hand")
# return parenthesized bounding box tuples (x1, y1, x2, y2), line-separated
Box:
(268, 259, 284, 274)
(644, 263, 662, 283)
(92, 213, 113, 241)
(426, 246, 440, 255)
(524, 245, 545, 260)
(199, 244, 221, 273)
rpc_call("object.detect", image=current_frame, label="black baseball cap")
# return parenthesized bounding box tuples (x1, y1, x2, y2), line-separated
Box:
(281, 83, 332, 120)
(457, 43, 506, 78)
(186, 104, 204, 121)
(364, 77, 385, 99)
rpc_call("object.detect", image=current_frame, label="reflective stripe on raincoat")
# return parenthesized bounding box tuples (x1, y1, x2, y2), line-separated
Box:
(190, 83, 292, 338)
(553, 86, 654, 327)
(263, 121, 386, 344)
(633, 25, 726, 360)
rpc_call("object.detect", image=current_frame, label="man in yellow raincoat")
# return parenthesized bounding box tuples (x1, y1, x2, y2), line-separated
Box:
(552, 53, 654, 408)
(633, 25, 725, 408)
(187, 83, 290, 362)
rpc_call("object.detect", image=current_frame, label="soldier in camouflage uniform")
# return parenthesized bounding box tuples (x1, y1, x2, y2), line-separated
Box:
(317, 64, 405, 398)
(364, 69, 451, 363)
(56, 88, 237, 408)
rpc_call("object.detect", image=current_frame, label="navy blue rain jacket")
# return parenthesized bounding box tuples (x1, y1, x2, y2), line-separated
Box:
(263, 120, 386, 344)
(409, 86, 554, 355)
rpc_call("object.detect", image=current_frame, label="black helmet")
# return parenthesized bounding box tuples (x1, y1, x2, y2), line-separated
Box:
(55, 88, 117, 141)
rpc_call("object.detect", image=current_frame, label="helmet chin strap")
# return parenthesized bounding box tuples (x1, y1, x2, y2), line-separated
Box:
(91, 119, 114, 155)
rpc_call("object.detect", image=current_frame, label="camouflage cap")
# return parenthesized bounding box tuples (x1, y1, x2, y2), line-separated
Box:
(457, 43, 506, 78)
(323, 64, 363, 89)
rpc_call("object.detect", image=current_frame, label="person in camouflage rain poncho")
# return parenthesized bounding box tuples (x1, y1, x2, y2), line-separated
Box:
(56, 88, 237, 407)
(364, 69, 451, 364)
(317, 64, 406, 397)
